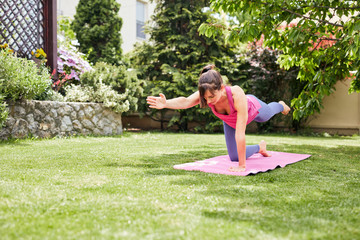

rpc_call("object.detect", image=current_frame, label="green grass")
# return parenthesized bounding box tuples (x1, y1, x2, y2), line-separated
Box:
(0, 132, 359, 240)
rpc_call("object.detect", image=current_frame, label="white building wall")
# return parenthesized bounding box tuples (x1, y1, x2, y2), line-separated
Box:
(57, 0, 79, 17)
(118, 0, 156, 53)
(57, 0, 156, 53)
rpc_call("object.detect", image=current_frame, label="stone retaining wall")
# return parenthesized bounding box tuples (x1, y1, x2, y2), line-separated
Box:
(0, 100, 122, 140)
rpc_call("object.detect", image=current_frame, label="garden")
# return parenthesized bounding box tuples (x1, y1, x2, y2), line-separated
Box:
(0, 0, 359, 239)
(0, 133, 359, 239)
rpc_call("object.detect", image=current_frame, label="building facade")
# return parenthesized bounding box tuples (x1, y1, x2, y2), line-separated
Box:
(57, 0, 156, 53)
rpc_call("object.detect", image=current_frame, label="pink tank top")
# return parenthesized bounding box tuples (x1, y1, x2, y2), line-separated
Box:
(209, 86, 261, 129)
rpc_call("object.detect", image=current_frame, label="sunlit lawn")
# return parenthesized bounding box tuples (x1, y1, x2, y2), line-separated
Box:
(0, 132, 359, 239)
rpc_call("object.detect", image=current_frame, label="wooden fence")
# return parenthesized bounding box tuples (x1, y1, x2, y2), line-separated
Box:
(0, 0, 57, 71)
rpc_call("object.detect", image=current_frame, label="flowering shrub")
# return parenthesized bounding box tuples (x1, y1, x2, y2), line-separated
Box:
(0, 45, 51, 128)
(30, 48, 49, 73)
(31, 48, 47, 60)
(0, 43, 14, 53)
(64, 83, 129, 113)
(64, 84, 90, 103)
(80, 62, 144, 113)
(0, 45, 51, 100)
(52, 46, 92, 92)
(91, 83, 129, 113)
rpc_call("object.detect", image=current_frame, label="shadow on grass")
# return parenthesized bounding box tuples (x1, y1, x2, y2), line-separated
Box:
(103, 148, 226, 176)
(103, 143, 359, 178)
(165, 144, 360, 185)
(0, 139, 32, 146)
(103, 148, 226, 167)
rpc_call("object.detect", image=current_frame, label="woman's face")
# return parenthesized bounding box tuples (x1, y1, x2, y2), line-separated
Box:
(204, 88, 222, 105)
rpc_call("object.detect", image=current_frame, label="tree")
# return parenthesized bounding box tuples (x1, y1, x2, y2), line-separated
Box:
(72, 0, 123, 65)
(199, 0, 360, 120)
(130, 0, 248, 132)
(244, 43, 304, 131)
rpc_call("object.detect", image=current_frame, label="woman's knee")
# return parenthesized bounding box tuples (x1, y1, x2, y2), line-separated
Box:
(229, 152, 238, 162)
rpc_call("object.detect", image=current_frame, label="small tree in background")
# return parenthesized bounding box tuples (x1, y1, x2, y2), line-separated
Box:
(130, 0, 248, 132)
(72, 0, 123, 65)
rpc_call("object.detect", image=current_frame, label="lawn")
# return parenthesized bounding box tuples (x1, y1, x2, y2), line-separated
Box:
(0, 132, 359, 239)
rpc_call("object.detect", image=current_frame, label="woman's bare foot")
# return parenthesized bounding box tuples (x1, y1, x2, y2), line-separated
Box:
(279, 101, 291, 115)
(259, 140, 271, 157)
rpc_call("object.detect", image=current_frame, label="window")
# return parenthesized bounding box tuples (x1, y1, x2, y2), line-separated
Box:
(136, 1, 146, 39)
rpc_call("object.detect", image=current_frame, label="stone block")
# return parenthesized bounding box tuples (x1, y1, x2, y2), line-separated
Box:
(70, 103, 81, 112)
(116, 126, 123, 135)
(14, 105, 26, 118)
(40, 123, 51, 131)
(51, 127, 60, 135)
(57, 107, 65, 117)
(61, 116, 73, 132)
(107, 113, 115, 122)
(50, 109, 58, 118)
(96, 119, 105, 129)
(70, 111, 77, 120)
(92, 115, 99, 125)
(78, 110, 85, 120)
(82, 119, 95, 130)
(93, 128, 102, 135)
(28, 121, 39, 134)
(103, 126, 113, 135)
(102, 118, 112, 127)
(25, 100, 35, 113)
(11, 119, 29, 138)
(81, 128, 91, 135)
(63, 105, 73, 116)
(5, 117, 16, 128)
(52, 101, 60, 109)
(34, 109, 45, 121)
(44, 115, 54, 124)
(84, 106, 95, 118)
(0, 128, 10, 140)
(94, 104, 103, 114)
(26, 114, 34, 124)
(37, 130, 51, 138)
(34, 101, 47, 114)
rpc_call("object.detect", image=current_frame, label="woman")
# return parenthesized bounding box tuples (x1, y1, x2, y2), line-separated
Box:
(146, 65, 290, 172)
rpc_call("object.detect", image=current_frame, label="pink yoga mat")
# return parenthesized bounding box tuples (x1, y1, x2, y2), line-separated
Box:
(173, 151, 311, 176)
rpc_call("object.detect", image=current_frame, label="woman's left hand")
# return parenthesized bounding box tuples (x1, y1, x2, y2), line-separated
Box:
(229, 166, 246, 172)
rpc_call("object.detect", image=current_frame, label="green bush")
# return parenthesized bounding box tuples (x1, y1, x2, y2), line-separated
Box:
(64, 84, 129, 113)
(80, 62, 144, 113)
(0, 94, 8, 128)
(0, 48, 51, 128)
(0, 49, 51, 100)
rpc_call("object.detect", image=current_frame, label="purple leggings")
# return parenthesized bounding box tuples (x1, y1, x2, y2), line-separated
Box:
(224, 95, 284, 162)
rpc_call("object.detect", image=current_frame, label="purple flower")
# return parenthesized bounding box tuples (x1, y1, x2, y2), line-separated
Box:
(66, 58, 76, 67)
(56, 47, 92, 80)
(69, 69, 80, 80)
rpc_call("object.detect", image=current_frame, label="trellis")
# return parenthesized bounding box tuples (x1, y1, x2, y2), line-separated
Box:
(0, 0, 57, 71)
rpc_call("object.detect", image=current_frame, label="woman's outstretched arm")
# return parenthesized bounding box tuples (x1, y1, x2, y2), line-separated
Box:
(146, 91, 200, 110)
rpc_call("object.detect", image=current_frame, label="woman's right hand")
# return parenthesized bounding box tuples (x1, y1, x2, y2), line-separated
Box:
(146, 93, 167, 109)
